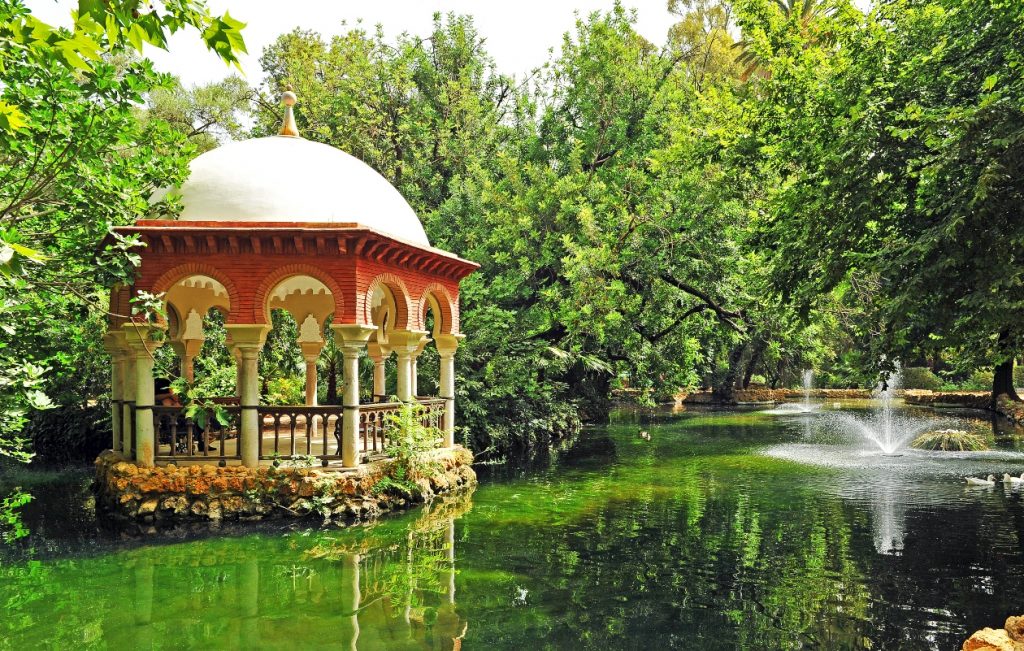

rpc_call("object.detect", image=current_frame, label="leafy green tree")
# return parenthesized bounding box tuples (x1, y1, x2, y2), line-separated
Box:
(0, 0, 247, 459)
(744, 0, 1024, 406)
(142, 75, 253, 153)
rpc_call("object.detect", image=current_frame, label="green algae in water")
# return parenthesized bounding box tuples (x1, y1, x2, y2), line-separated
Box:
(3, 407, 1024, 650)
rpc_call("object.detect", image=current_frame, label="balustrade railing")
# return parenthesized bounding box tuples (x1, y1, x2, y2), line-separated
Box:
(142, 398, 447, 465)
(153, 405, 241, 466)
(358, 402, 401, 454)
(258, 406, 343, 465)
(416, 397, 446, 431)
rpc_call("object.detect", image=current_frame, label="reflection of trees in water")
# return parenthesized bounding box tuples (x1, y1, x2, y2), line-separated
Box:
(0, 489, 474, 650)
(0, 487, 31, 543)
(461, 463, 874, 649)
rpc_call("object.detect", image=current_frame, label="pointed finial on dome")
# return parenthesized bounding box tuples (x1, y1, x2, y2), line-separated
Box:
(279, 84, 299, 137)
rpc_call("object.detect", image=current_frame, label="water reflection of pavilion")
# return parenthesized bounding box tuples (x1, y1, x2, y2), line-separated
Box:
(122, 494, 471, 650)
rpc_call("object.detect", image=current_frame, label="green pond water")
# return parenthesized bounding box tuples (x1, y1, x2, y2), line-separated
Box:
(3, 402, 1024, 650)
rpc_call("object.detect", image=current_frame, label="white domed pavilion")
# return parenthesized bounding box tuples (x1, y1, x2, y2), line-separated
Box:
(102, 90, 478, 469)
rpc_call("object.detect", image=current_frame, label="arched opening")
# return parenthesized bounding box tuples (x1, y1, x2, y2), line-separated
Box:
(416, 298, 442, 398)
(367, 282, 400, 402)
(256, 275, 340, 461)
(260, 308, 305, 404)
(153, 305, 237, 458)
(262, 274, 335, 406)
(161, 274, 232, 386)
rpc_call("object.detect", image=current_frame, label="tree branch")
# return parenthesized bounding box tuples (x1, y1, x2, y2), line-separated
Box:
(659, 273, 747, 332)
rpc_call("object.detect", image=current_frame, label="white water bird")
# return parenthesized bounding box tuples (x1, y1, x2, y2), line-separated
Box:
(966, 475, 996, 486)
(1004, 473, 1024, 485)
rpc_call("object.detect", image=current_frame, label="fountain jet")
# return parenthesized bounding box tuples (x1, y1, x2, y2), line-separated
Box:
(835, 365, 933, 454)
(764, 369, 821, 415)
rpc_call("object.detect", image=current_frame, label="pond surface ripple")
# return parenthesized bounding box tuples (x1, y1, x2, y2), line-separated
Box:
(3, 402, 1024, 650)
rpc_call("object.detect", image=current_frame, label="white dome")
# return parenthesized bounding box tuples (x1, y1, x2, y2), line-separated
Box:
(165, 136, 429, 247)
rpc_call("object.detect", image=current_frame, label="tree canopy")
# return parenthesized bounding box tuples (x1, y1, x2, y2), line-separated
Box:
(2, 0, 1022, 461)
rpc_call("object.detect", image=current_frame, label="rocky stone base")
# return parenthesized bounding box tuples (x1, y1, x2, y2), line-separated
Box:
(94, 447, 476, 525)
(963, 614, 1024, 650)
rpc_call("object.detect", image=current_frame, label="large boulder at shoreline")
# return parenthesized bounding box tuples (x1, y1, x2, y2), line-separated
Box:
(1006, 616, 1024, 642)
(962, 627, 1016, 651)
(962, 615, 1024, 651)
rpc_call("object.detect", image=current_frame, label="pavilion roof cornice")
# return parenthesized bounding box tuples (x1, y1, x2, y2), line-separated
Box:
(110, 220, 480, 281)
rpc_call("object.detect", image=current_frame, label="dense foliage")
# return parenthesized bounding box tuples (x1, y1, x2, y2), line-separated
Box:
(0, 0, 246, 462)
(2, 0, 1022, 462)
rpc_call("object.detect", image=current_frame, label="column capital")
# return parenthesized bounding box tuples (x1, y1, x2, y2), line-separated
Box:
(435, 333, 465, 356)
(102, 330, 128, 357)
(414, 335, 432, 357)
(389, 329, 429, 354)
(121, 323, 166, 355)
(331, 323, 377, 349)
(300, 340, 325, 360)
(224, 324, 270, 354)
(169, 337, 204, 358)
(366, 341, 391, 362)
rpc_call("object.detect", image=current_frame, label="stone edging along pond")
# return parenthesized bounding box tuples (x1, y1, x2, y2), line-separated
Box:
(678, 388, 873, 404)
(93, 447, 476, 524)
(905, 391, 1024, 427)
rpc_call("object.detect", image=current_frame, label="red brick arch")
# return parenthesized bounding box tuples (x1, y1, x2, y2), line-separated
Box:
(107, 284, 133, 328)
(149, 263, 241, 324)
(252, 263, 345, 325)
(364, 272, 413, 330)
(417, 283, 459, 335)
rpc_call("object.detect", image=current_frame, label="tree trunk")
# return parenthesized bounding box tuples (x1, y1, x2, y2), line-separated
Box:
(713, 341, 747, 403)
(566, 362, 611, 424)
(326, 360, 338, 405)
(992, 329, 1022, 408)
(742, 341, 765, 389)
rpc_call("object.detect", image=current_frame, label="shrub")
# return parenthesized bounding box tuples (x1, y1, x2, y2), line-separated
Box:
(960, 369, 994, 391)
(24, 403, 110, 465)
(265, 376, 304, 405)
(373, 404, 444, 497)
(901, 367, 944, 391)
(911, 429, 988, 452)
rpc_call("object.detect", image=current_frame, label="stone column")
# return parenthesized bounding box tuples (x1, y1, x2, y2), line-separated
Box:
(435, 334, 464, 447)
(298, 315, 324, 408)
(411, 335, 430, 398)
(102, 331, 126, 451)
(332, 324, 376, 467)
(300, 341, 324, 439)
(114, 354, 127, 449)
(169, 338, 203, 383)
(233, 348, 243, 399)
(225, 325, 269, 468)
(121, 354, 136, 454)
(367, 342, 388, 401)
(225, 332, 242, 399)
(389, 330, 428, 403)
(181, 339, 203, 383)
(177, 309, 205, 383)
(123, 323, 165, 467)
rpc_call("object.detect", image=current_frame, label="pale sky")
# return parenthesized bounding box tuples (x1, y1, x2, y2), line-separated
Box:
(26, 1, 681, 88)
